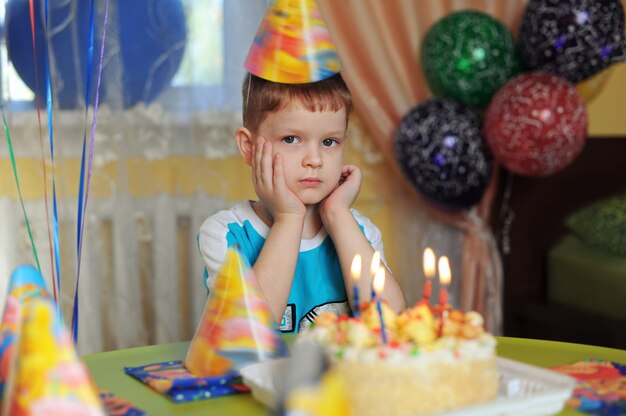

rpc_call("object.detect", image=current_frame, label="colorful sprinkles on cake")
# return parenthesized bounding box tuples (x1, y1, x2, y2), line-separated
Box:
(297, 300, 499, 416)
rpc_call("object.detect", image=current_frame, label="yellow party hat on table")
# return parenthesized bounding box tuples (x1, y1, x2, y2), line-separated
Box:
(0, 266, 51, 406)
(0, 296, 21, 409)
(4, 265, 50, 304)
(185, 248, 288, 377)
(2, 298, 104, 416)
(244, 0, 341, 83)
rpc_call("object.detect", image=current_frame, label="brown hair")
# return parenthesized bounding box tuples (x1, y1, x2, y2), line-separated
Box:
(242, 73, 353, 133)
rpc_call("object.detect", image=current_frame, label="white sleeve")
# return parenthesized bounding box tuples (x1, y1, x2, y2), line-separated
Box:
(350, 209, 389, 268)
(197, 210, 234, 290)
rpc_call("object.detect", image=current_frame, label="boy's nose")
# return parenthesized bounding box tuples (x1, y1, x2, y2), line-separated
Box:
(302, 146, 323, 168)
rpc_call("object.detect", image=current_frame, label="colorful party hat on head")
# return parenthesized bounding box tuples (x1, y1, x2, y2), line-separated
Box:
(2, 298, 104, 416)
(185, 248, 288, 377)
(0, 266, 51, 405)
(244, 0, 341, 83)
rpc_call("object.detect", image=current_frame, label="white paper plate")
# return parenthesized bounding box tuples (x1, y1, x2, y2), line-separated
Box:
(241, 357, 577, 416)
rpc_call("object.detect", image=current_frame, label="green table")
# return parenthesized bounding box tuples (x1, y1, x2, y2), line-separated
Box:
(84, 337, 626, 416)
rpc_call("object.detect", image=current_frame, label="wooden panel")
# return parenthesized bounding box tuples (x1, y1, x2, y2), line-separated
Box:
(492, 138, 626, 348)
(521, 302, 626, 349)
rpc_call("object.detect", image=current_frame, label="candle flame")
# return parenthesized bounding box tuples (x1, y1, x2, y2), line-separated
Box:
(370, 251, 381, 277)
(423, 247, 436, 279)
(438, 256, 451, 286)
(373, 266, 385, 295)
(351, 254, 362, 281)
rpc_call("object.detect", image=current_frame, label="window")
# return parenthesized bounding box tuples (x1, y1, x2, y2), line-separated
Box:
(172, 0, 223, 87)
(0, 0, 267, 112)
(0, 0, 36, 104)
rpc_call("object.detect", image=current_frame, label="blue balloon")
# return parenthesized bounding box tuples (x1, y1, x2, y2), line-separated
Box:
(5, 0, 187, 108)
(394, 98, 492, 211)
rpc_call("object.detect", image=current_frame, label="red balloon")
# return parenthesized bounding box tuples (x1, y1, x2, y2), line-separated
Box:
(484, 71, 588, 177)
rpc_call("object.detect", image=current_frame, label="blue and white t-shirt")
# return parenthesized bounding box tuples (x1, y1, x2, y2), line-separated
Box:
(197, 201, 386, 333)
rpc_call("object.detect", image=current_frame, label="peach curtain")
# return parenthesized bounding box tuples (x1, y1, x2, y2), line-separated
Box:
(318, 0, 529, 334)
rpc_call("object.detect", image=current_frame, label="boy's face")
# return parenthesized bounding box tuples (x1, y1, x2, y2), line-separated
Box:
(255, 103, 348, 205)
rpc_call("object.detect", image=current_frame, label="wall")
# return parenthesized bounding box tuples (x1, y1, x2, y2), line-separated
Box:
(1, 63, 624, 319)
(587, 64, 626, 136)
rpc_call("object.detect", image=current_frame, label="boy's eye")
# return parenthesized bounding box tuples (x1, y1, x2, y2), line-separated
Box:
(322, 138, 338, 147)
(282, 136, 298, 144)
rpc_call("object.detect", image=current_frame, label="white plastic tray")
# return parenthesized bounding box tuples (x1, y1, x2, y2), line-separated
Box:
(240, 357, 577, 416)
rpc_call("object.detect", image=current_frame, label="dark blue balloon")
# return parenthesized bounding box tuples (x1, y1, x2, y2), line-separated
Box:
(519, 0, 625, 83)
(5, 0, 186, 108)
(394, 99, 492, 211)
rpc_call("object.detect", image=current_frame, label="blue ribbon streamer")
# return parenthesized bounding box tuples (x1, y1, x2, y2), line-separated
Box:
(75, 0, 95, 255)
(44, 0, 63, 317)
(72, 0, 110, 344)
(73, 0, 96, 345)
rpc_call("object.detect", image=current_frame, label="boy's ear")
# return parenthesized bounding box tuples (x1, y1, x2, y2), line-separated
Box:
(235, 127, 254, 166)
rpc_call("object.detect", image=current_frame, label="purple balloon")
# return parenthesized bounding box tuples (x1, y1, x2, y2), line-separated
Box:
(394, 99, 492, 211)
(519, 0, 626, 83)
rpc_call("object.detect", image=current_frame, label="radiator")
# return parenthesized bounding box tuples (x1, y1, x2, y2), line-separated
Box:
(0, 194, 232, 355)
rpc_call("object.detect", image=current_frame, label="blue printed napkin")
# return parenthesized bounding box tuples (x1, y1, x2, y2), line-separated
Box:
(98, 389, 145, 415)
(124, 360, 249, 403)
(552, 359, 626, 416)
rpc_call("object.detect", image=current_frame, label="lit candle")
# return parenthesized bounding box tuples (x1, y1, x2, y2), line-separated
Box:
(373, 266, 387, 344)
(422, 247, 436, 305)
(370, 251, 381, 300)
(351, 254, 362, 317)
(438, 256, 451, 307)
(437, 256, 452, 337)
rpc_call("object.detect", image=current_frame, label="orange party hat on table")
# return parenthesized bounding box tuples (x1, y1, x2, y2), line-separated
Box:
(2, 298, 104, 416)
(244, 0, 341, 83)
(185, 248, 288, 377)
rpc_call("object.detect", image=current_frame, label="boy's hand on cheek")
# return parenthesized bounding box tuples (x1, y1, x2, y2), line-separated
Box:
(251, 137, 306, 220)
(320, 165, 361, 220)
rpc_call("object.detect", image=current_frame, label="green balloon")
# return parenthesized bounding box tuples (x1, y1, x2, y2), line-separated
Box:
(421, 11, 523, 108)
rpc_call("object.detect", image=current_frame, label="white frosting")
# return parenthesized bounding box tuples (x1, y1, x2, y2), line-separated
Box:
(298, 327, 496, 366)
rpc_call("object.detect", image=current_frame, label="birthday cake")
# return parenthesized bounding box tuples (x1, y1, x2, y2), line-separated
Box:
(298, 301, 498, 416)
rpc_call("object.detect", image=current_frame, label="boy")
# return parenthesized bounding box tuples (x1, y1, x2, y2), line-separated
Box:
(198, 72, 405, 333)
